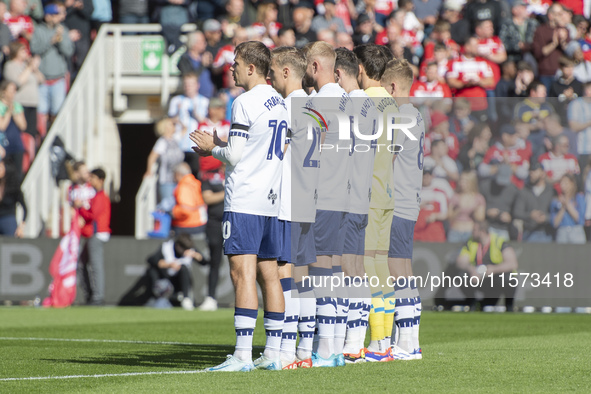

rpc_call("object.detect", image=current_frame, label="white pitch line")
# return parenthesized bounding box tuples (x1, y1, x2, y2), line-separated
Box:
(0, 370, 207, 382)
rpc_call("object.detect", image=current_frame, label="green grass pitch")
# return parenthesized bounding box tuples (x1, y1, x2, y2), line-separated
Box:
(0, 307, 590, 392)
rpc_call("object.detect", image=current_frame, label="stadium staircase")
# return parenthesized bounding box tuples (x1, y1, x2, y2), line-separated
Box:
(20, 24, 192, 238)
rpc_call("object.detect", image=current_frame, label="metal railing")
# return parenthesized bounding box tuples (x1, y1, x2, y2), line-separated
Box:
(21, 24, 193, 238)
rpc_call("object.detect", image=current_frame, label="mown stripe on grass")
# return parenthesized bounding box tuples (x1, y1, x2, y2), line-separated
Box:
(0, 370, 206, 382)
(0, 337, 201, 346)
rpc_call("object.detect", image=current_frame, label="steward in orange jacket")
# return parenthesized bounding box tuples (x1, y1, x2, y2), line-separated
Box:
(172, 163, 207, 233)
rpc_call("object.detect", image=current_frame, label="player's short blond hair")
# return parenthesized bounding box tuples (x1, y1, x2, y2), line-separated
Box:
(305, 41, 336, 65)
(272, 46, 307, 80)
(381, 59, 414, 92)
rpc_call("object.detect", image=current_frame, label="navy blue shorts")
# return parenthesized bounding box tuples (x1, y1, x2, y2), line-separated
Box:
(313, 210, 347, 256)
(291, 221, 316, 266)
(222, 212, 280, 259)
(278, 219, 291, 264)
(343, 213, 368, 255)
(388, 215, 416, 259)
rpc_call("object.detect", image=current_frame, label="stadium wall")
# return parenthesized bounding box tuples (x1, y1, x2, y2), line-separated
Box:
(0, 237, 589, 308)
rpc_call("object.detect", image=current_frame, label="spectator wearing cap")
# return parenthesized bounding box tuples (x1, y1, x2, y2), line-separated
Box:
(446, 36, 495, 120)
(424, 139, 459, 189)
(532, 3, 571, 91)
(539, 134, 580, 184)
(441, 0, 469, 45)
(352, 13, 377, 46)
(499, 0, 539, 64)
(550, 173, 587, 243)
(177, 31, 215, 99)
(30, 3, 74, 135)
(425, 111, 459, 160)
(414, 163, 448, 242)
(448, 170, 486, 243)
(119, 0, 149, 24)
(479, 124, 531, 189)
(64, 0, 94, 80)
(514, 80, 555, 160)
(513, 162, 555, 242)
(311, 0, 347, 34)
(202, 19, 223, 56)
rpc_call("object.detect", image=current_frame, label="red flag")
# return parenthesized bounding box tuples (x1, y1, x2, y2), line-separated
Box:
(43, 211, 81, 308)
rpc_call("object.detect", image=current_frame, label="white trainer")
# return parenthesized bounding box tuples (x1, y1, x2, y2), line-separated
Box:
(253, 354, 282, 370)
(181, 297, 194, 311)
(390, 344, 414, 360)
(199, 296, 218, 311)
(205, 355, 254, 372)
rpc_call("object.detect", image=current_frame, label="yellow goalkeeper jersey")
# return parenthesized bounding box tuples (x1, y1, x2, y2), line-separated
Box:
(365, 86, 398, 209)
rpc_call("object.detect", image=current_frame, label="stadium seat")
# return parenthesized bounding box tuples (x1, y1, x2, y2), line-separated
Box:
(21, 132, 36, 173)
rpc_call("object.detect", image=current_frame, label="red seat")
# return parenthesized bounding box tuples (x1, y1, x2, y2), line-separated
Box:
(21, 132, 36, 173)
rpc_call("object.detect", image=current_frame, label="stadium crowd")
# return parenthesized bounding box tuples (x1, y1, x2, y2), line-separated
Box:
(2, 0, 591, 245)
(147, 0, 591, 245)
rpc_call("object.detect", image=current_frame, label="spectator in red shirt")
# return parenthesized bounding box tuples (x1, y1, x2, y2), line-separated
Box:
(197, 97, 230, 177)
(76, 167, 111, 306)
(446, 36, 495, 119)
(425, 110, 459, 160)
(475, 19, 507, 84)
(423, 20, 460, 61)
(479, 124, 532, 189)
(410, 61, 452, 100)
(414, 163, 448, 242)
(538, 134, 580, 185)
(4, 0, 34, 52)
(419, 43, 450, 83)
(212, 27, 248, 88)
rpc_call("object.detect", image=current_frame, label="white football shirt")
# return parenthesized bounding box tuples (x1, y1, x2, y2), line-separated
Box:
(393, 103, 425, 221)
(312, 83, 354, 212)
(348, 89, 379, 215)
(279, 88, 309, 221)
(216, 84, 288, 216)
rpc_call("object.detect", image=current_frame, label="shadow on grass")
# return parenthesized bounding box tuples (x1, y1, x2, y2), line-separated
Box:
(44, 345, 261, 369)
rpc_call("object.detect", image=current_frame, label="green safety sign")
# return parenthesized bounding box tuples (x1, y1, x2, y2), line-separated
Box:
(141, 39, 164, 73)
